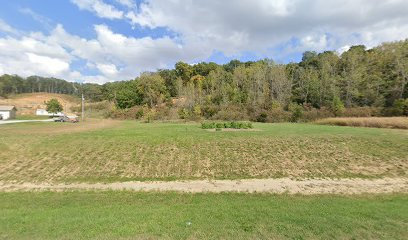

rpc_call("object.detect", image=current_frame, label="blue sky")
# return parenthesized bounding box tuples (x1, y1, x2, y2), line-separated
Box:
(0, 0, 407, 83)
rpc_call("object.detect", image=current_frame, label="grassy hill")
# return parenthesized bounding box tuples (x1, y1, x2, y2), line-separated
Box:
(0, 92, 80, 116)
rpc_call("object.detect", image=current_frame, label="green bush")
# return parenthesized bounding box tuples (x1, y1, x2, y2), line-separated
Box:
(331, 96, 345, 117)
(211, 105, 249, 121)
(392, 99, 408, 116)
(216, 123, 225, 128)
(201, 121, 254, 129)
(256, 112, 268, 123)
(288, 103, 304, 122)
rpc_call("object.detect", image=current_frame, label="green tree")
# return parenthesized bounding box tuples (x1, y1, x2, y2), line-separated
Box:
(45, 98, 63, 114)
(288, 102, 303, 122)
(137, 73, 168, 107)
(175, 61, 193, 84)
(331, 96, 345, 116)
(392, 98, 408, 116)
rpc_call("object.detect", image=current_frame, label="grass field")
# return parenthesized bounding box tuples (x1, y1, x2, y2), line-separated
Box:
(14, 115, 50, 120)
(316, 117, 408, 129)
(1, 120, 407, 239)
(0, 120, 407, 183)
(1, 192, 407, 239)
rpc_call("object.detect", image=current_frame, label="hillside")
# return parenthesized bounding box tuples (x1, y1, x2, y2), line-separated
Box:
(0, 93, 80, 115)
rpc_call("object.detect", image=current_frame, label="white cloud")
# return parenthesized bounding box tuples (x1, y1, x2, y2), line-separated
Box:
(0, 20, 187, 84)
(71, 0, 124, 19)
(116, 0, 136, 9)
(130, 0, 408, 57)
(337, 45, 350, 55)
(0, 28, 75, 79)
(69, 0, 408, 60)
(2, 1, 408, 84)
(0, 19, 17, 34)
(19, 8, 54, 30)
(97, 63, 119, 76)
(26, 53, 69, 75)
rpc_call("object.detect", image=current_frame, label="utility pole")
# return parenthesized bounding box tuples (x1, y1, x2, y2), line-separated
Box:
(72, 81, 84, 121)
(81, 92, 85, 121)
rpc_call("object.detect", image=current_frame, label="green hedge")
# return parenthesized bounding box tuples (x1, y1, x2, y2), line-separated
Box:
(201, 121, 253, 129)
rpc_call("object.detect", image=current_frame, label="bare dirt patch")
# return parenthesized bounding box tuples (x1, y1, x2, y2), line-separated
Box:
(0, 93, 80, 115)
(205, 128, 261, 132)
(1, 178, 407, 194)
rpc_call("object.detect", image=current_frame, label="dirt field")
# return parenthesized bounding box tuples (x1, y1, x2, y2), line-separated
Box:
(0, 92, 80, 115)
(1, 178, 407, 194)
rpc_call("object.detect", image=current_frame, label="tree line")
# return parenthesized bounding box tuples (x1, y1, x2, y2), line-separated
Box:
(0, 75, 104, 101)
(1, 39, 407, 120)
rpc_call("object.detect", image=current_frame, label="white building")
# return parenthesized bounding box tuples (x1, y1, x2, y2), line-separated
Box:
(36, 109, 64, 117)
(0, 106, 17, 120)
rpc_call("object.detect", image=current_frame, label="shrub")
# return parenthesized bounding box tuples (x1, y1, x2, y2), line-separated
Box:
(178, 108, 190, 119)
(344, 107, 381, 117)
(256, 112, 268, 123)
(302, 107, 333, 122)
(201, 122, 211, 129)
(143, 108, 157, 123)
(330, 96, 345, 117)
(391, 99, 408, 116)
(202, 104, 219, 118)
(268, 109, 291, 122)
(216, 122, 225, 128)
(211, 105, 249, 121)
(201, 121, 254, 130)
(178, 106, 202, 121)
(288, 103, 304, 122)
(135, 108, 144, 119)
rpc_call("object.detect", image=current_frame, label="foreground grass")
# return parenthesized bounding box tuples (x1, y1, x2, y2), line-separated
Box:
(316, 117, 408, 129)
(0, 192, 407, 239)
(0, 121, 407, 182)
(15, 115, 50, 120)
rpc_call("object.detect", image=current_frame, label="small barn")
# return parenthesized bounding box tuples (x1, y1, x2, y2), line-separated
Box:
(0, 105, 17, 120)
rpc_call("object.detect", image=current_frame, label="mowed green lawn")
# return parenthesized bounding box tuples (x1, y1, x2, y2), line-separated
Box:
(0, 120, 407, 183)
(0, 192, 407, 240)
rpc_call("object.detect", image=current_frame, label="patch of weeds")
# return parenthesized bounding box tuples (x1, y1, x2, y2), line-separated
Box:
(201, 121, 254, 129)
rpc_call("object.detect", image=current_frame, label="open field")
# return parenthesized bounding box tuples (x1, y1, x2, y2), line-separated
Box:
(316, 117, 408, 129)
(14, 115, 50, 120)
(0, 121, 407, 183)
(1, 192, 407, 239)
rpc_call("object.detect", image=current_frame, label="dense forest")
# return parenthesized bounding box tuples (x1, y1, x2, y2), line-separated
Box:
(1, 40, 407, 121)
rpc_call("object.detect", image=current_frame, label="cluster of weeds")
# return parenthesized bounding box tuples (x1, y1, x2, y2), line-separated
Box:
(201, 121, 253, 129)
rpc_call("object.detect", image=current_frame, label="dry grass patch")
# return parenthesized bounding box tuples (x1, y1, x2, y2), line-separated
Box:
(316, 117, 408, 129)
(0, 118, 119, 135)
(1, 122, 407, 183)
